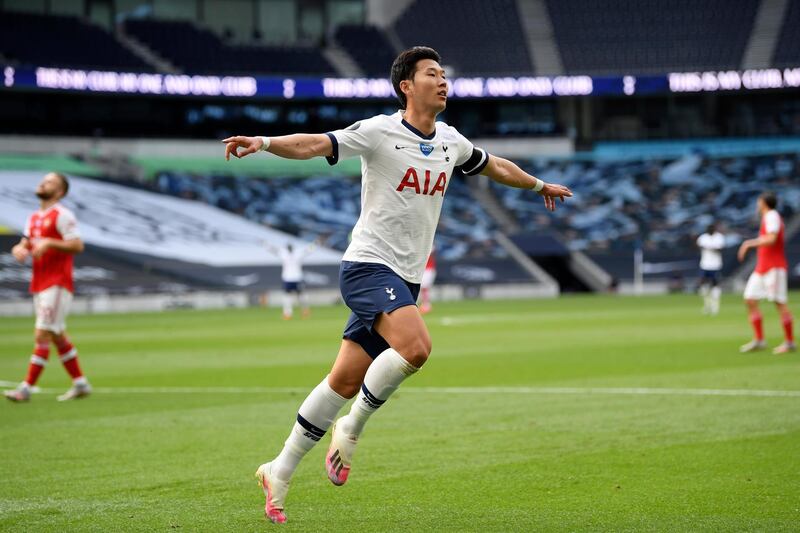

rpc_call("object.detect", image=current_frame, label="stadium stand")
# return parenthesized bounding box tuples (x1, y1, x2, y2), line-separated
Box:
(773, 0, 800, 68)
(150, 171, 506, 261)
(493, 152, 800, 256)
(393, 0, 534, 75)
(0, 11, 150, 71)
(545, 0, 760, 74)
(123, 19, 336, 75)
(333, 24, 397, 77)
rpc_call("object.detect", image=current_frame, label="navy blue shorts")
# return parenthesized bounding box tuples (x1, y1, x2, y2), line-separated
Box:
(340, 261, 420, 359)
(699, 269, 720, 286)
(284, 281, 302, 293)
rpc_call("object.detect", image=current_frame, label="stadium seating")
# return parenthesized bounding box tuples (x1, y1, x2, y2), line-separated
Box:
(545, 0, 760, 74)
(492, 152, 800, 254)
(393, 0, 534, 75)
(151, 172, 506, 261)
(774, 0, 800, 67)
(0, 11, 149, 71)
(123, 19, 336, 75)
(333, 24, 397, 77)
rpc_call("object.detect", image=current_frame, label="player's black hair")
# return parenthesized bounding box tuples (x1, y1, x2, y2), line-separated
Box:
(760, 191, 777, 209)
(390, 46, 442, 109)
(706, 223, 716, 234)
(53, 172, 69, 197)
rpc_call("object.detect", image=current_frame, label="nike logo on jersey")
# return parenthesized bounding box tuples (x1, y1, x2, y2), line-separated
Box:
(395, 145, 412, 150)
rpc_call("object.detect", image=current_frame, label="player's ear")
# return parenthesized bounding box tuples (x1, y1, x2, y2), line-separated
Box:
(400, 79, 412, 97)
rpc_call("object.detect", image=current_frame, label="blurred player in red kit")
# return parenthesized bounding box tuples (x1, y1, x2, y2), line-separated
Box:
(4, 172, 92, 402)
(738, 191, 794, 355)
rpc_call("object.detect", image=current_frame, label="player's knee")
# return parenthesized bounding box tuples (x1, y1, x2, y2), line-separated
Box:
(328, 376, 360, 399)
(402, 334, 432, 368)
(34, 330, 52, 344)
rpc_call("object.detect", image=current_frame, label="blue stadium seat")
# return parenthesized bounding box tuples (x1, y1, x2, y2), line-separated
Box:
(773, 0, 800, 67)
(545, 0, 760, 74)
(123, 19, 336, 76)
(393, 0, 534, 75)
(0, 11, 150, 71)
(334, 24, 397, 77)
(492, 152, 800, 253)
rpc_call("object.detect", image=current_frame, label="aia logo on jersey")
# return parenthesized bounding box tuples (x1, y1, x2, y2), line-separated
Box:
(419, 143, 434, 156)
(396, 168, 447, 196)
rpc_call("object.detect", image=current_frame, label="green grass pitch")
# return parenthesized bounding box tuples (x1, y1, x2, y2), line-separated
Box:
(1, 293, 798, 532)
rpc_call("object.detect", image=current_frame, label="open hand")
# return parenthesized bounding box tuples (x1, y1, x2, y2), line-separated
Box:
(222, 136, 264, 160)
(538, 183, 573, 211)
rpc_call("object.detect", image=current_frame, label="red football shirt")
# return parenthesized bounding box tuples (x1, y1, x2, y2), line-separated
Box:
(25, 204, 80, 293)
(755, 210, 787, 274)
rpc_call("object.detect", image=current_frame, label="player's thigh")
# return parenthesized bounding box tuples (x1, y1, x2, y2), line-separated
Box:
(374, 305, 432, 366)
(764, 269, 788, 304)
(743, 272, 767, 302)
(328, 339, 373, 399)
(34, 286, 71, 334)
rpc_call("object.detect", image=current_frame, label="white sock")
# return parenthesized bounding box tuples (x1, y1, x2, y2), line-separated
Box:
(710, 286, 721, 313)
(73, 376, 88, 386)
(271, 376, 347, 480)
(338, 348, 418, 438)
(282, 293, 293, 317)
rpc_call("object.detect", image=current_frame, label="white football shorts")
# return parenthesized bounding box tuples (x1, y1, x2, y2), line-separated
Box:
(743, 268, 788, 304)
(421, 268, 437, 289)
(33, 285, 73, 334)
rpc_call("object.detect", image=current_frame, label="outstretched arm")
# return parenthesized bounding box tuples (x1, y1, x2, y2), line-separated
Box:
(223, 134, 333, 161)
(481, 155, 572, 211)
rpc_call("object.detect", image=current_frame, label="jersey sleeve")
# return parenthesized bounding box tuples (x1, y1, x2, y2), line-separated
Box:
(710, 234, 725, 249)
(451, 127, 488, 176)
(325, 116, 385, 165)
(56, 209, 80, 240)
(764, 211, 781, 234)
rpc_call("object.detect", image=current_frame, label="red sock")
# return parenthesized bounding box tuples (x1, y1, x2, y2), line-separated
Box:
(57, 338, 84, 380)
(782, 312, 794, 343)
(749, 311, 764, 341)
(24, 343, 50, 386)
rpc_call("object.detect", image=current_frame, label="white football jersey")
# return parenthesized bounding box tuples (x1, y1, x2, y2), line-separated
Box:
(327, 111, 487, 283)
(697, 232, 725, 271)
(277, 244, 314, 282)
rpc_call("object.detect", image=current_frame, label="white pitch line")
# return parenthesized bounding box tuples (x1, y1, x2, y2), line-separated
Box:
(2, 380, 798, 398)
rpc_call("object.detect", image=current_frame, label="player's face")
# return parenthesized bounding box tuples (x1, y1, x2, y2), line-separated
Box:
(408, 59, 448, 113)
(756, 197, 766, 214)
(35, 173, 64, 201)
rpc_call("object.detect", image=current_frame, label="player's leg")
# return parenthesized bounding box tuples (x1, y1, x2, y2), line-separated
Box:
(282, 288, 293, 319)
(337, 304, 429, 433)
(771, 270, 794, 354)
(326, 262, 428, 485)
(256, 340, 363, 523)
(4, 327, 52, 402)
(698, 275, 711, 313)
(328, 305, 429, 485)
(54, 330, 91, 401)
(709, 273, 721, 315)
(299, 288, 311, 318)
(741, 272, 767, 352)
